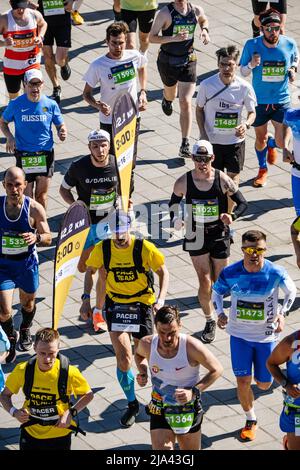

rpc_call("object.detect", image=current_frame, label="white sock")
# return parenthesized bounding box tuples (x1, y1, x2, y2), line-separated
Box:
(245, 407, 257, 421)
(205, 315, 214, 322)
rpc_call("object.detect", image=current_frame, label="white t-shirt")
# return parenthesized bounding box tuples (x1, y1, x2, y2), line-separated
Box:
(196, 73, 257, 145)
(83, 49, 147, 124)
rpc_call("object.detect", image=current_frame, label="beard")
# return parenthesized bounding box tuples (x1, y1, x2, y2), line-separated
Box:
(263, 34, 279, 45)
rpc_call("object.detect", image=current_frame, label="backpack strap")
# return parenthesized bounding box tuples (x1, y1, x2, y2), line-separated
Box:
(23, 355, 37, 401)
(102, 239, 111, 272)
(132, 238, 145, 273)
(57, 353, 69, 404)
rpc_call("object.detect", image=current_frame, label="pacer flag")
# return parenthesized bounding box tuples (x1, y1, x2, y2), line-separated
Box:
(52, 201, 90, 330)
(112, 91, 137, 212)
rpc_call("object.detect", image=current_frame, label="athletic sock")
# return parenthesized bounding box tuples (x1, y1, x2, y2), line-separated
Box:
(117, 368, 136, 402)
(245, 407, 257, 422)
(0, 317, 14, 337)
(205, 315, 215, 322)
(20, 306, 36, 329)
(255, 146, 268, 169)
(182, 137, 189, 146)
(267, 136, 277, 149)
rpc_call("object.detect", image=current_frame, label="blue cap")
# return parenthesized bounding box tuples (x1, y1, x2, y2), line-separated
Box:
(110, 212, 131, 234)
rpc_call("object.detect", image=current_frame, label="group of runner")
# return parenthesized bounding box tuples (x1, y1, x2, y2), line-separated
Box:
(0, 0, 299, 452)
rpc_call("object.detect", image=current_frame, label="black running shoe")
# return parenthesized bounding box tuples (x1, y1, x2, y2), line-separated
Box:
(60, 63, 71, 81)
(19, 327, 33, 351)
(161, 97, 173, 116)
(6, 331, 19, 364)
(50, 86, 61, 104)
(120, 399, 139, 427)
(200, 320, 216, 344)
(179, 142, 191, 158)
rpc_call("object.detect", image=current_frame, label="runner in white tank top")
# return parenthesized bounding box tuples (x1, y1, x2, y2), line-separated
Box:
(135, 305, 223, 450)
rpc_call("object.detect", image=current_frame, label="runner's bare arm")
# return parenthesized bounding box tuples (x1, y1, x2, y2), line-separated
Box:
(195, 5, 210, 45)
(34, 10, 47, 44)
(187, 336, 223, 392)
(28, 201, 52, 246)
(0, 117, 15, 153)
(195, 105, 209, 140)
(149, 7, 188, 44)
(153, 264, 169, 313)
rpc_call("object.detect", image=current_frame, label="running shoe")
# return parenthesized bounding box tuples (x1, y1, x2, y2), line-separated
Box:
(71, 10, 84, 25)
(92, 309, 108, 332)
(200, 320, 216, 344)
(19, 327, 33, 351)
(60, 63, 71, 81)
(120, 399, 139, 427)
(267, 135, 277, 165)
(253, 168, 268, 187)
(5, 331, 19, 364)
(161, 97, 173, 116)
(240, 420, 258, 441)
(50, 86, 61, 104)
(179, 142, 191, 158)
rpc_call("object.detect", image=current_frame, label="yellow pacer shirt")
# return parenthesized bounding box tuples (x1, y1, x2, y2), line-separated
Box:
(6, 359, 91, 439)
(86, 236, 165, 305)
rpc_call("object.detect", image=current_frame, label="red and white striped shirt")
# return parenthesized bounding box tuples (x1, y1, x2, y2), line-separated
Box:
(3, 9, 41, 76)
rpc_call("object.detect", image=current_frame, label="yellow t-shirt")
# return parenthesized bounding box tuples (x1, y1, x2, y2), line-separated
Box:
(86, 236, 165, 305)
(6, 359, 91, 439)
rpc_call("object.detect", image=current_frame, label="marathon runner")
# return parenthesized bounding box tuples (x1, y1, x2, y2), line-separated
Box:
(0, 167, 51, 363)
(213, 230, 296, 441)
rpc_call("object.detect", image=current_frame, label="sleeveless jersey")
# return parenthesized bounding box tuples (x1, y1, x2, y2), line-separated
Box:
(3, 9, 41, 76)
(185, 169, 228, 231)
(161, 2, 197, 57)
(285, 331, 300, 407)
(0, 195, 36, 257)
(149, 333, 201, 405)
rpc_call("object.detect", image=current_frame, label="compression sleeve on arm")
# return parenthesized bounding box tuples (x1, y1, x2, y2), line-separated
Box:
(212, 290, 224, 316)
(168, 192, 183, 222)
(280, 277, 297, 315)
(230, 190, 248, 220)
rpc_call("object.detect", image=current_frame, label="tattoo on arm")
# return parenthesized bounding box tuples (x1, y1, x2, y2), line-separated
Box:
(223, 176, 237, 194)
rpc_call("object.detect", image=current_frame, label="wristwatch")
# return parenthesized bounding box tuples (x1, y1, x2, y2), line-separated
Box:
(36, 233, 42, 245)
(245, 122, 251, 130)
(81, 293, 90, 301)
(70, 407, 78, 417)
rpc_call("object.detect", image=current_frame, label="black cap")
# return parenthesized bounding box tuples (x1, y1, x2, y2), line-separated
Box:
(260, 11, 281, 26)
(11, 0, 29, 9)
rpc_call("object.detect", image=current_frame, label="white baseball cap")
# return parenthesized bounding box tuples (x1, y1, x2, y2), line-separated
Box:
(24, 69, 43, 83)
(88, 129, 110, 143)
(192, 140, 214, 156)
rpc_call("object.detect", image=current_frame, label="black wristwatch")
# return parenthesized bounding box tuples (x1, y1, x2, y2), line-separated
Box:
(192, 386, 201, 399)
(245, 122, 251, 130)
(70, 407, 78, 417)
(202, 27, 209, 33)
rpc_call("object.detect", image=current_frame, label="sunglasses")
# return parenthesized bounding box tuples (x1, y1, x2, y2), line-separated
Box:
(242, 247, 266, 255)
(264, 26, 280, 32)
(28, 81, 43, 87)
(193, 155, 212, 163)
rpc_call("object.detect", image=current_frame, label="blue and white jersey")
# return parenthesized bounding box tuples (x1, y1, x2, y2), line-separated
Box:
(240, 35, 299, 105)
(284, 107, 300, 177)
(2, 94, 64, 152)
(213, 259, 296, 342)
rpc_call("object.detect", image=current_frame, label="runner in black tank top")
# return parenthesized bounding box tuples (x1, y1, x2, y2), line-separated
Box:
(169, 140, 247, 344)
(149, 0, 210, 158)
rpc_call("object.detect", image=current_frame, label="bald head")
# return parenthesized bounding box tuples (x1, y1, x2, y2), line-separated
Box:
(4, 166, 26, 183)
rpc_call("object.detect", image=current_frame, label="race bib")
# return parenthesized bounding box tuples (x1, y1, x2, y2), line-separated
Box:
(262, 60, 285, 82)
(89, 188, 116, 212)
(29, 392, 59, 420)
(295, 415, 300, 436)
(2, 234, 28, 255)
(192, 198, 219, 224)
(214, 112, 238, 133)
(111, 62, 136, 86)
(172, 22, 196, 40)
(111, 303, 141, 333)
(43, 0, 65, 16)
(164, 403, 195, 434)
(12, 32, 35, 49)
(236, 300, 265, 323)
(21, 155, 47, 174)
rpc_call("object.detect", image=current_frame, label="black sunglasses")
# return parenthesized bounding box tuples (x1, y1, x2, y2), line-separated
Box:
(193, 155, 212, 163)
